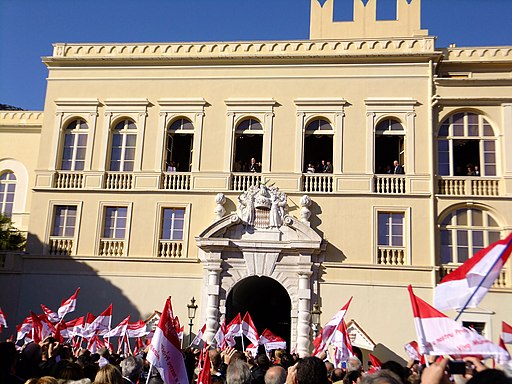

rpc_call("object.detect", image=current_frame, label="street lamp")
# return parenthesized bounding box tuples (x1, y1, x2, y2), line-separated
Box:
(187, 297, 198, 345)
(311, 302, 322, 338)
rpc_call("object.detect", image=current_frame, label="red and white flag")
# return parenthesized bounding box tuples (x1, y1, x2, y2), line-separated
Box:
(191, 323, 207, 346)
(242, 312, 259, 346)
(213, 321, 227, 349)
(258, 328, 286, 351)
(497, 337, 511, 365)
(41, 304, 60, 324)
(146, 297, 188, 384)
(330, 319, 353, 365)
(197, 344, 212, 384)
(224, 313, 243, 347)
(57, 287, 80, 320)
(16, 316, 32, 343)
(87, 334, 105, 354)
(65, 316, 85, 338)
(134, 337, 145, 355)
(174, 316, 184, 347)
(103, 315, 130, 338)
(0, 306, 7, 331)
(404, 341, 425, 364)
(127, 320, 149, 338)
(84, 304, 112, 337)
(313, 297, 353, 356)
(502, 321, 512, 344)
(367, 353, 382, 374)
(409, 285, 509, 358)
(434, 234, 512, 311)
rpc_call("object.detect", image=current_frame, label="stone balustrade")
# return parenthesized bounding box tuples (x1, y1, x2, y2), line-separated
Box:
(231, 173, 262, 191)
(48, 237, 74, 256)
(374, 175, 406, 194)
(158, 240, 184, 258)
(104, 172, 133, 190)
(161, 172, 191, 190)
(98, 239, 126, 257)
(54, 171, 84, 189)
(302, 174, 333, 193)
(437, 177, 500, 196)
(376, 246, 407, 265)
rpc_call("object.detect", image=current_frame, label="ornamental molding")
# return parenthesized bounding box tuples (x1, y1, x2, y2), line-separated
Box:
(444, 46, 512, 62)
(0, 111, 43, 126)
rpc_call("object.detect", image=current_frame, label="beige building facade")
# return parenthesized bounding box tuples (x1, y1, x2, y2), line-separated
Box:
(1, 0, 511, 361)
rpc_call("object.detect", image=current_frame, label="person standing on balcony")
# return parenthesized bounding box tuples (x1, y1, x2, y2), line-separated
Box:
(323, 161, 333, 173)
(249, 158, 261, 173)
(393, 160, 404, 175)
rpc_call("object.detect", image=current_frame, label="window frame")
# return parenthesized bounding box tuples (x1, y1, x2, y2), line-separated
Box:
(45, 200, 83, 256)
(0, 171, 16, 218)
(109, 118, 138, 172)
(165, 117, 195, 172)
(96, 202, 133, 257)
(153, 202, 191, 258)
(60, 118, 89, 171)
(373, 206, 411, 264)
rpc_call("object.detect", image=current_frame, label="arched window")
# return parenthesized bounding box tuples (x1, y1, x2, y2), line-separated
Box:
(61, 119, 88, 171)
(375, 118, 405, 174)
(304, 118, 333, 173)
(109, 119, 137, 172)
(439, 207, 501, 264)
(0, 172, 16, 218)
(165, 118, 194, 172)
(437, 112, 496, 176)
(233, 118, 263, 172)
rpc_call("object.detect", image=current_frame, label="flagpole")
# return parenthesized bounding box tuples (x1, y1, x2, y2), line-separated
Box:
(454, 235, 512, 321)
(145, 364, 153, 384)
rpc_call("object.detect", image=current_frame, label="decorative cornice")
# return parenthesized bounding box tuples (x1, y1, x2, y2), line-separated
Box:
(45, 37, 437, 64)
(0, 111, 43, 126)
(443, 46, 512, 63)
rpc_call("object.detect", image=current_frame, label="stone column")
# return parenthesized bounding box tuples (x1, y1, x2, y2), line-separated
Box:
(297, 271, 312, 357)
(204, 265, 222, 343)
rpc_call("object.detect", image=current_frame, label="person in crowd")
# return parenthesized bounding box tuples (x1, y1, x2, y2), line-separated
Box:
(249, 158, 261, 173)
(93, 364, 123, 384)
(473, 165, 480, 176)
(24, 377, 59, 384)
(393, 160, 405, 174)
(119, 356, 143, 384)
(226, 359, 252, 384)
(16, 342, 44, 381)
(289, 356, 329, 384)
(0, 341, 23, 384)
(306, 163, 316, 173)
(265, 365, 287, 384)
(361, 369, 402, 384)
(323, 160, 333, 173)
(251, 354, 271, 384)
(466, 164, 475, 176)
(343, 370, 362, 384)
(331, 368, 346, 383)
(381, 360, 409, 383)
(346, 357, 362, 373)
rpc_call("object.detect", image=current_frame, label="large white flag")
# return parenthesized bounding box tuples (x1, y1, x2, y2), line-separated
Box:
(224, 313, 243, 347)
(83, 304, 112, 338)
(330, 319, 353, 365)
(242, 312, 259, 346)
(57, 287, 80, 320)
(146, 297, 188, 384)
(434, 234, 512, 311)
(313, 297, 352, 356)
(409, 285, 509, 359)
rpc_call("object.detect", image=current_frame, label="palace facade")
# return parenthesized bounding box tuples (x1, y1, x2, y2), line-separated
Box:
(1, 0, 511, 362)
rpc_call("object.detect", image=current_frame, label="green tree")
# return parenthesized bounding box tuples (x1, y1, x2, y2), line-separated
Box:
(0, 214, 26, 250)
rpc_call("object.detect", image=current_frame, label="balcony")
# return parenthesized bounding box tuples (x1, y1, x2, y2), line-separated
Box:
(373, 175, 406, 194)
(48, 236, 74, 256)
(437, 176, 500, 196)
(161, 172, 191, 190)
(158, 240, 184, 258)
(54, 171, 84, 189)
(302, 174, 333, 193)
(439, 264, 509, 289)
(104, 172, 133, 190)
(231, 172, 262, 191)
(376, 246, 407, 265)
(98, 239, 126, 257)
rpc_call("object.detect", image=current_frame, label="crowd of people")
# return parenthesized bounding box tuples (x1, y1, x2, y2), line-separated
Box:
(305, 160, 333, 174)
(1, 337, 511, 384)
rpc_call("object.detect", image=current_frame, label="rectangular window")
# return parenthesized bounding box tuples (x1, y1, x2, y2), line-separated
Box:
(161, 208, 185, 240)
(378, 212, 404, 247)
(103, 207, 128, 239)
(52, 206, 77, 237)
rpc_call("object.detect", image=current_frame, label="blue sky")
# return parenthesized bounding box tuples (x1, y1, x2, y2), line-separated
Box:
(1, 0, 511, 111)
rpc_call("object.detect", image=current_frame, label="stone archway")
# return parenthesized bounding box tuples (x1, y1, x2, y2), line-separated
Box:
(226, 275, 291, 350)
(195, 187, 323, 356)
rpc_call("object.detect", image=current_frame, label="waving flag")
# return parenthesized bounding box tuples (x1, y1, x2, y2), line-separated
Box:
(197, 344, 212, 384)
(367, 354, 382, 373)
(174, 316, 184, 347)
(191, 323, 207, 346)
(213, 321, 226, 349)
(127, 320, 149, 338)
(404, 341, 425, 364)
(103, 315, 130, 338)
(330, 319, 353, 365)
(225, 313, 243, 347)
(41, 304, 60, 324)
(58, 287, 80, 320)
(313, 297, 353, 356)
(16, 316, 32, 343)
(65, 316, 85, 338)
(409, 285, 509, 358)
(0, 307, 7, 331)
(146, 297, 188, 384)
(84, 304, 112, 337)
(87, 334, 105, 354)
(497, 337, 511, 365)
(242, 312, 259, 345)
(258, 328, 286, 351)
(502, 321, 512, 344)
(434, 234, 512, 311)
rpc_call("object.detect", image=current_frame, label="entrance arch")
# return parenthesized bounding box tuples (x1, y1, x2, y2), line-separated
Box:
(226, 276, 291, 350)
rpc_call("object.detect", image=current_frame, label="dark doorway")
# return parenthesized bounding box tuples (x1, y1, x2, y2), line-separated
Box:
(166, 133, 193, 172)
(304, 135, 333, 172)
(375, 135, 404, 174)
(233, 135, 263, 172)
(226, 276, 291, 351)
(453, 139, 479, 176)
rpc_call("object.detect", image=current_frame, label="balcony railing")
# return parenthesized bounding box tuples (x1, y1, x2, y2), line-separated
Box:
(374, 175, 406, 194)
(376, 246, 407, 265)
(302, 174, 333, 193)
(98, 239, 126, 257)
(231, 173, 261, 191)
(158, 240, 184, 258)
(439, 264, 509, 288)
(161, 172, 191, 190)
(54, 171, 84, 189)
(104, 172, 133, 190)
(48, 236, 74, 256)
(437, 176, 500, 196)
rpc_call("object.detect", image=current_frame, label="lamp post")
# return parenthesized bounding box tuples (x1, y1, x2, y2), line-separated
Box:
(187, 297, 198, 346)
(311, 303, 322, 338)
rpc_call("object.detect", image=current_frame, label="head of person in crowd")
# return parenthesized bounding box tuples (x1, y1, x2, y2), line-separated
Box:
(278, 353, 295, 370)
(256, 354, 271, 371)
(264, 365, 287, 384)
(325, 361, 334, 378)
(54, 360, 84, 381)
(296, 356, 329, 384)
(380, 361, 408, 382)
(331, 368, 346, 383)
(209, 348, 223, 374)
(226, 359, 252, 384)
(343, 370, 362, 384)
(0, 341, 18, 379)
(120, 355, 143, 384)
(25, 377, 59, 384)
(360, 369, 402, 384)
(346, 356, 362, 372)
(94, 364, 124, 384)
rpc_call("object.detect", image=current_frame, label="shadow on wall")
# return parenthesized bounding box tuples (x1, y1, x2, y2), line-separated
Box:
(0, 231, 143, 340)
